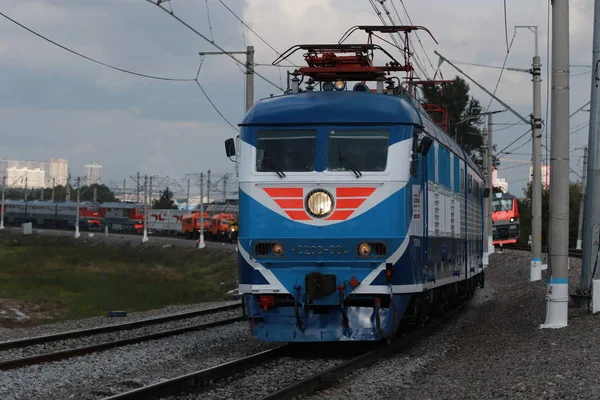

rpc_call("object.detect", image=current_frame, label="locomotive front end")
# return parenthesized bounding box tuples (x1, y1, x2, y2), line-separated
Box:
(230, 91, 422, 342)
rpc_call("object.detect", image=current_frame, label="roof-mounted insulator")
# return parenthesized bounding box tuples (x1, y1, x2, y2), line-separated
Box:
(291, 70, 301, 94)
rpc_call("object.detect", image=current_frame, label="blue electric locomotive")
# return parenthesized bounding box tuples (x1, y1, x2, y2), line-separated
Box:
(225, 26, 487, 342)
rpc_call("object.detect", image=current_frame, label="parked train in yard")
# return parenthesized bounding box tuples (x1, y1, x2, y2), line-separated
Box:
(0, 199, 239, 242)
(225, 26, 488, 343)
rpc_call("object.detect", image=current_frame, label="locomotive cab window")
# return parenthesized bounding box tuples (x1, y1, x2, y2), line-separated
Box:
(255, 129, 316, 172)
(327, 129, 390, 172)
(460, 168, 465, 190)
(493, 199, 513, 211)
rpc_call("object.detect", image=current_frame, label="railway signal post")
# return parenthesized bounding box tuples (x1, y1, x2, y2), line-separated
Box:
(579, 0, 600, 304)
(542, 0, 570, 329)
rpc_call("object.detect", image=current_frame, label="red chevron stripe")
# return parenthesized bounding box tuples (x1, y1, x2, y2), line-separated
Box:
(336, 198, 366, 209)
(326, 210, 355, 221)
(336, 187, 376, 197)
(285, 210, 311, 220)
(264, 187, 303, 198)
(274, 199, 304, 209)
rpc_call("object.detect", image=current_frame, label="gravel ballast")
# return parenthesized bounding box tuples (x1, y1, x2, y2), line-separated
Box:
(0, 300, 240, 341)
(306, 250, 600, 400)
(0, 308, 241, 363)
(0, 321, 277, 400)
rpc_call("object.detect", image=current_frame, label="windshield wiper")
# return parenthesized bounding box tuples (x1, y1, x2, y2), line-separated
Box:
(338, 150, 362, 178)
(262, 153, 286, 178)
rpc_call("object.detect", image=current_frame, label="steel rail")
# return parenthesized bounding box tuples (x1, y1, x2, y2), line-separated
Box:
(259, 305, 466, 400)
(0, 316, 243, 371)
(102, 346, 288, 400)
(0, 302, 241, 351)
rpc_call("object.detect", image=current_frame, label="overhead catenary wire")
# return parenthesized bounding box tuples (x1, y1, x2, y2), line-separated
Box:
(0, 11, 196, 82)
(484, 30, 516, 113)
(503, 0, 509, 52)
(145, 0, 284, 92)
(217, 0, 298, 68)
(396, 0, 441, 79)
(195, 56, 239, 132)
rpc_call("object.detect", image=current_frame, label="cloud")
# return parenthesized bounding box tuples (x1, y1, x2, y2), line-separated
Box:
(0, 107, 234, 181)
(0, 0, 596, 196)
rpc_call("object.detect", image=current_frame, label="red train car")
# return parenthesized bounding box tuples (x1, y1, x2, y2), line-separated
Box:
(491, 192, 520, 244)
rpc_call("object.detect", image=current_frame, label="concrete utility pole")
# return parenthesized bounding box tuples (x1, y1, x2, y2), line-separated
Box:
(66, 174, 71, 202)
(486, 113, 494, 253)
(245, 45, 255, 112)
(198, 45, 255, 112)
(149, 176, 153, 208)
(515, 25, 544, 282)
(579, 0, 600, 298)
(223, 173, 228, 203)
(198, 172, 206, 249)
(51, 177, 55, 201)
(75, 177, 81, 239)
(186, 178, 190, 210)
(542, 0, 570, 329)
(0, 176, 5, 230)
(206, 169, 211, 205)
(136, 172, 141, 203)
(142, 175, 149, 243)
(40, 186, 44, 201)
(576, 146, 588, 250)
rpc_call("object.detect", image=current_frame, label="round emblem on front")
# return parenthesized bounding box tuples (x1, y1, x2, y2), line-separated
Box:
(306, 189, 334, 219)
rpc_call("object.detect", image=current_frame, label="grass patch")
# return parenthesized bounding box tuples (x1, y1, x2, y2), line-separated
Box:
(0, 232, 238, 323)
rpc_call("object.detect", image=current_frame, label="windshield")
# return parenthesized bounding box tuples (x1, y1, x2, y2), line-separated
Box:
(492, 199, 513, 212)
(255, 130, 316, 172)
(327, 130, 389, 172)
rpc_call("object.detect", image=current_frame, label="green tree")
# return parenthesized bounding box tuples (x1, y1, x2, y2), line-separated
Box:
(420, 76, 500, 170)
(518, 181, 581, 248)
(152, 187, 178, 209)
(79, 184, 118, 203)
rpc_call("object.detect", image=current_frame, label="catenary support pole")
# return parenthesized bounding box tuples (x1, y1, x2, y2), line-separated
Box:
(142, 175, 148, 243)
(0, 176, 5, 230)
(198, 172, 205, 249)
(246, 45, 255, 113)
(531, 51, 544, 281)
(576, 147, 588, 250)
(579, 0, 600, 298)
(75, 177, 81, 239)
(487, 113, 494, 254)
(541, 0, 569, 329)
(482, 125, 490, 264)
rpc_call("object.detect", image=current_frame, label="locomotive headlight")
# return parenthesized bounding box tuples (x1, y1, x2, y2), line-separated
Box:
(334, 80, 346, 91)
(510, 217, 515, 222)
(358, 242, 372, 256)
(272, 243, 284, 256)
(306, 190, 333, 218)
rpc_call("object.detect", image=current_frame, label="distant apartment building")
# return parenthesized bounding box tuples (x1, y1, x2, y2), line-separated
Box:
(85, 163, 103, 185)
(0, 157, 69, 188)
(49, 158, 68, 186)
(6, 167, 45, 188)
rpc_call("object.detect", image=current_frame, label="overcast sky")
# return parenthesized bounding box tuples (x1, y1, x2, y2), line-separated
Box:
(0, 0, 594, 197)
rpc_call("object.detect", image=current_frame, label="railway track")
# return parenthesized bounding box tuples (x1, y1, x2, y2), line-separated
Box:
(497, 243, 582, 258)
(0, 303, 243, 371)
(104, 303, 467, 400)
